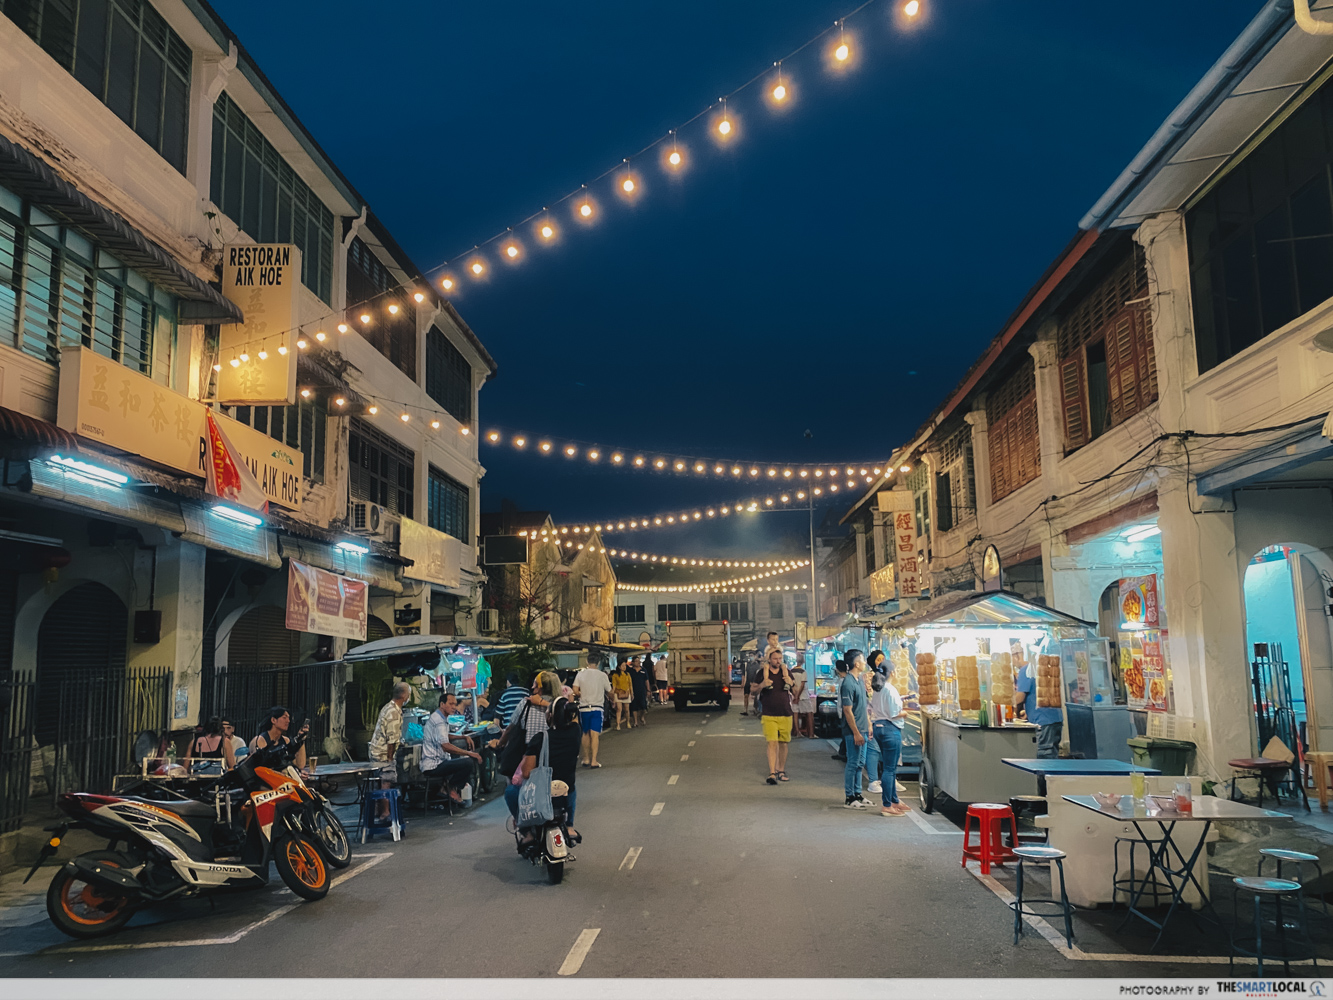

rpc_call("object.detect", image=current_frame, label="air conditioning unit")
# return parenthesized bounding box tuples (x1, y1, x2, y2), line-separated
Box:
(477, 608, 500, 634)
(349, 502, 401, 542)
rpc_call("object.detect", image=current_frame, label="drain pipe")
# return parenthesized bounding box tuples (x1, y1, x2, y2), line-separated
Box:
(1295, 0, 1333, 34)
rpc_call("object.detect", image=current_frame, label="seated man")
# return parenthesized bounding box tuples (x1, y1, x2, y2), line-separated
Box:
(422, 692, 481, 803)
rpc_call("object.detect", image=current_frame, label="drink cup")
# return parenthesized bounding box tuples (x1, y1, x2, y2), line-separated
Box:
(1173, 781, 1192, 814)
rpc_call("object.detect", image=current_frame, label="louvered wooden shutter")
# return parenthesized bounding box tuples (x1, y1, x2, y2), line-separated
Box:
(1060, 356, 1089, 453)
(1134, 308, 1158, 405)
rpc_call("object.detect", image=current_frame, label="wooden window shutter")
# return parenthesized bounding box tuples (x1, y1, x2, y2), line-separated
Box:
(1021, 397, 1040, 482)
(1060, 356, 1089, 453)
(1134, 308, 1158, 405)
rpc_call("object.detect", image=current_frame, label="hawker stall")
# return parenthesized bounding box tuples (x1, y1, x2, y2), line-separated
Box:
(884, 591, 1107, 812)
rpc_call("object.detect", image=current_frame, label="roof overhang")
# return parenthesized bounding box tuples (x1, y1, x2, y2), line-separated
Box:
(1082, 0, 1333, 230)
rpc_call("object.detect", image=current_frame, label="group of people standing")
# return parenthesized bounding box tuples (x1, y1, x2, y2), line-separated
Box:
(608, 653, 667, 730)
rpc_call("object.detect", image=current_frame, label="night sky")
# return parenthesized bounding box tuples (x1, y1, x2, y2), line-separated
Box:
(212, 0, 1264, 579)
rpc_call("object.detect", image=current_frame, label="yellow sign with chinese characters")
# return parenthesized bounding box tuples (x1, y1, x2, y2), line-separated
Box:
(56, 347, 303, 509)
(217, 244, 300, 405)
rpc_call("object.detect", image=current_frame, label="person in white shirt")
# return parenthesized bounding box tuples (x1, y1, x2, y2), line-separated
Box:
(652, 654, 669, 704)
(865, 650, 909, 817)
(572, 653, 612, 767)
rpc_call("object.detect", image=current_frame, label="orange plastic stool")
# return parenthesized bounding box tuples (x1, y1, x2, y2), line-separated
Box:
(962, 802, 1019, 874)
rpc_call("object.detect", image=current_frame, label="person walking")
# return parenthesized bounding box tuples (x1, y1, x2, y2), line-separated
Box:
(830, 659, 849, 761)
(864, 650, 888, 791)
(757, 647, 795, 784)
(652, 653, 669, 705)
(867, 661, 909, 816)
(790, 664, 815, 739)
(611, 660, 633, 729)
(840, 651, 870, 808)
(629, 656, 650, 728)
(573, 654, 611, 767)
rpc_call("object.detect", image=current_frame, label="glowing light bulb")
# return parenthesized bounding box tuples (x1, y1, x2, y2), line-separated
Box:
(368, 406, 379, 415)
(414, 292, 425, 303)
(229, 357, 240, 368)
(541, 225, 554, 239)
(212, 363, 222, 372)
(655, 459, 666, 469)
(334, 397, 346, 407)
(257, 349, 268, 360)
(767, 469, 777, 477)
(338, 324, 349, 335)
(360, 313, 371, 324)
(749, 468, 759, 477)
(488, 432, 500, 442)
(472, 262, 484, 275)
(669, 151, 681, 166)
(297, 338, 308, 349)
(674, 461, 685, 471)
(580, 203, 592, 218)
(835, 43, 849, 61)
(900, 464, 912, 473)
(515, 437, 526, 447)
(278, 344, 288, 355)
(622, 178, 635, 193)
(315, 331, 326, 342)
(540, 442, 551, 452)
(772, 84, 786, 101)
(399, 413, 410, 422)
(589, 450, 600, 460)
(634, 456, 644, 466)
(904, 0, 920, 15)
(300, 389, 311, 399)
(505, 244, 518, 259)
(566, 446, 577, 456)
(387, 304, 399, 316)
(718, 118, 731, 136)
(442, 277, 454, 290)
(238, 352, 249, 363)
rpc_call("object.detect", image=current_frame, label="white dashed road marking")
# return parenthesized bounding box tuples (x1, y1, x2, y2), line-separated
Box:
(695, 730, 702, 734)
(687, 740, 695, 746)
(667, 774, 679, 785)
(619, 847, 643, 871)
(558, 928, 601, 976)
(680, 754, 689, 761)
(651, 802, 665, 815)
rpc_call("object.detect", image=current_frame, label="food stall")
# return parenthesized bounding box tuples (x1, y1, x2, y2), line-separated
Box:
(883, 591, 1108, 812)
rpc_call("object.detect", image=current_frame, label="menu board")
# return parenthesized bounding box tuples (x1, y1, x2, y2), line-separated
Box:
(1141, 632, 1169, 712)
(1119, 575, 1160, 630)
(285, 558, 368, 640)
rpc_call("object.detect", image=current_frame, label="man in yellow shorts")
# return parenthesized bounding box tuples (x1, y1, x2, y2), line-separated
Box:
(756, 647, 796, 785)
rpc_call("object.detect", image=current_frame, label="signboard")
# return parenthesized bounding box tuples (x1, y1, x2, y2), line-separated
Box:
(878, 490, 920, 599)
(400, 517, 462, 587)
(58, 347, 303, 509)
(981, 545, 1003, 592)
(869, 563, 896, 605)
(1141, 630, 1169, 713)
(217, 244, 300, 405)
(483, 535, 529, 566)
(1119, 574, 1160, 630)
(285, 558, 368, 640)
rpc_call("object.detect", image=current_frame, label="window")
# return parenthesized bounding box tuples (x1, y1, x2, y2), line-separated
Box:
(938, 426, 977, 529)
(709, 601, 749, 621)
(347, 237, 416, 378)
(986, 360, 1040, 503)
(769, 594, 785, 619)
(793, 592, 809, 620)
(583, 585, 602, 608)
(657, 603, 696, 622)
(349, 419, 414, 517)
(0, 184, 175, 380)
(1188, 82, 1333, 371)
(905, 463, 931, 539)
(1056, 247, 1156, 451)
(425, 325, 472, 425)
(4, 0, 192, 173)
(210, 92, 335, 302)
(865, 530, 876, 573)
(228, 397, 327, 481)
(615, 605, 645, 624)
(426, 465, 469, 541)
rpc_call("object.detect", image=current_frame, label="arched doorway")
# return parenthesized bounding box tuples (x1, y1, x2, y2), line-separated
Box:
(35, 582, 128, 744)
(227, 605, 303, 666)
(1243, 545, 1333, 756)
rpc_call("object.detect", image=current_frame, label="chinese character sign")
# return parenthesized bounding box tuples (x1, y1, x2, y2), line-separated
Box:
(285, 558, 368, 640)
(879, 490, 920, 599)
(217, 244, 300, 405)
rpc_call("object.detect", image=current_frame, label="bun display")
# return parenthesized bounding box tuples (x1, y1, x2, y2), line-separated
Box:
(990, 651, 1015, 703)
(915, 652, 939, 706)
(956, 654, 980, 711)
(1035, 654, 1063, 708)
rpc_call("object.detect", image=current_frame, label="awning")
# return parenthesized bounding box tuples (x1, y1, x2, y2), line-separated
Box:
(0, 405, 79, 458)
(0, 134, 242, 324)
(885, 590, 1096, 631)
(342, 634, 516, 662)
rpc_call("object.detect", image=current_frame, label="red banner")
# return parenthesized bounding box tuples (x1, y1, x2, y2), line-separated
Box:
(285, 558, 368, 640)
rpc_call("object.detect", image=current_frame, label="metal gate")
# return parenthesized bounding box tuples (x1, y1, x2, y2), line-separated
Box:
(51, 666, 172, 799)
(0, 675, 34, 834)
(212, 663, 335, 748)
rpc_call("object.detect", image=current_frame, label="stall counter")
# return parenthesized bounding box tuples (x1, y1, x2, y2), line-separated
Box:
(920, 715, 1040, 812)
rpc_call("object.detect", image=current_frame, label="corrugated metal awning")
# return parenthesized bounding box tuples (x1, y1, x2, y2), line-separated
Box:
(0, 404, 79, 458)
(0, 134, 242, 324)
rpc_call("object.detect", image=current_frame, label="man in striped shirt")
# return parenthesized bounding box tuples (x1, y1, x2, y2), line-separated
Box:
(494, 672, 529, 725)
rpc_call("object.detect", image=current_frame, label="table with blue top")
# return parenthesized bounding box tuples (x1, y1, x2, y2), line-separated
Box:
(1003, 757, 1160, 797)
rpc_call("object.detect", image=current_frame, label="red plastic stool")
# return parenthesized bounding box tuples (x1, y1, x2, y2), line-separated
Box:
(962, 802, 1019, 874)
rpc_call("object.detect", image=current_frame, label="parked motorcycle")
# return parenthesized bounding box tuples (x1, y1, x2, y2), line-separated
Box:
(511, 779, 576, 884)
(27, 740, 333, 939)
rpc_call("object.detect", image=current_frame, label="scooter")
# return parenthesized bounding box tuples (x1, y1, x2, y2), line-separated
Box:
(512, 779, 576, 884)
(27, 740, 333, 938)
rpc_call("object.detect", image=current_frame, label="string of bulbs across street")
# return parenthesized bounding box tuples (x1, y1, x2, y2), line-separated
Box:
(618, 563, 811, 594)
(208, 0, 927, 365)
(528, 533, 808, 570)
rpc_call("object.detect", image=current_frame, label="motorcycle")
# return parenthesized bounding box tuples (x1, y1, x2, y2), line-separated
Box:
(27, 739, 334, 939)
(511, 779, 576, 884)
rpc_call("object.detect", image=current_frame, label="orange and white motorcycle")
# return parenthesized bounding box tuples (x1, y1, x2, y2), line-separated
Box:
(28, 740, 332, 938)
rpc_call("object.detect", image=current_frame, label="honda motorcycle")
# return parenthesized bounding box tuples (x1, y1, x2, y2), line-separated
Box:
(28, 740, 333, 939)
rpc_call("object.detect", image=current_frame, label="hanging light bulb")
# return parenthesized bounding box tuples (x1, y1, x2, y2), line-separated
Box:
(256, 349, 268, 361)
(460, 426, 471, 435)
(334, 397, 346, 407)
(515, 437, 526, 447)
(669, 150, 682, 167)
(315, 331, 326, 342)
(296, 338, 308, 349)
(368, 405, 379, 416)
(360, 313, 372, 324)
(229, 357, 240, 368)
(487, 431, 500, 442)
(539, 442, 552, 452)
(835, 41, 849, 60)
(540, 223, 555, 239)
(399, 413, 410, 422)
(589, 450, 600, 460)
(565, 446, 577, 457)
(634, 456, 645, 467)
(300, 388, 312, 399)
(580, 203, 592, 218)
(387, 304, 399, 316)
(621, 176, 636, 194)
(238, 352, 249, 363)
(505, 243, 520, 259)
(277, 343, 288, 355)
(441, 276, 455, 291)
(904, 0, 920, 15)
(212, 362, 222, 372)
(471, 260, 485, 275)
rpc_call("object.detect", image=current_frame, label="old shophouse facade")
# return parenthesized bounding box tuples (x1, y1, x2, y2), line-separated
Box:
(0, 0, 494, 838)
(832, 4, 1333, 775)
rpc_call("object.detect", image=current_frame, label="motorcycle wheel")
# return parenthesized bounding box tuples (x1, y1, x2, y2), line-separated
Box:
(46, 851, 137, 939)
(545, 860, 565, 884)
(314, 805, 352, 869)
(274, 833, 330, 900)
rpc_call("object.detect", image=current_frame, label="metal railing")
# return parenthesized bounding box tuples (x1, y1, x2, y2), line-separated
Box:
(0, 676, 35, 834)
(212, 662, 336, 749)
(51, 666, 173, 800)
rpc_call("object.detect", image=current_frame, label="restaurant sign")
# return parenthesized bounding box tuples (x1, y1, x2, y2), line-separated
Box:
(217, 244, 300, 406)
(285, 558, 368, 640)
(878, 490, 920, 599)
(57, 346, 303, 509)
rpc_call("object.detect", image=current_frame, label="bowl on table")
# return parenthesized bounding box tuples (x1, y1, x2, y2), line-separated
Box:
(1092, 792, 1122, 809)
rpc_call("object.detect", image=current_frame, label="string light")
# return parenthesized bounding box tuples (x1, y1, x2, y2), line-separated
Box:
(442, 277, 455, 291)
(257, 349, 268, 360)
(314, 331, 326, 342)
(414, 292, 426, 303)
(904, 0, 920, 15)
(300, 389, 312, 398)
(541, 223, 555, 239)
(296, 338, 308, 350)
(431, 419, 441, 429)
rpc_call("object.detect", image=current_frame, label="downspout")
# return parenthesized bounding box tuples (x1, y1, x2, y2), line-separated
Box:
(1295, 0, 1333, 34)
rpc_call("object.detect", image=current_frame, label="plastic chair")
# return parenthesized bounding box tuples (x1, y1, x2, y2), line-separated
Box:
(1258, 848, 1329, 921)
(1229, 876, 1319, 976)
(361, 787, 404, 843)
(1011, 846, 1075, 948)
(962, 802, 1019, 875)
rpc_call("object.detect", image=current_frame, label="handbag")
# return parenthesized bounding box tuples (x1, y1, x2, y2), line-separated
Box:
(516, 730, 554, 829)
(497, 705, 532, 779)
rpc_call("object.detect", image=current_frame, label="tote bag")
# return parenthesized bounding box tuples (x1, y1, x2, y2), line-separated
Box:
(517, 730, 554, 828)
(498, 705, 533, 779)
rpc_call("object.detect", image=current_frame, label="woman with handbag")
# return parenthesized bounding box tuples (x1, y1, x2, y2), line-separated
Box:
(517, 697, 583, 844)
(491, 671, 562, 821)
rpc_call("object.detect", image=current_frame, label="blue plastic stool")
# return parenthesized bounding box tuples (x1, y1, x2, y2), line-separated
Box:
(361, 787, 404, 843)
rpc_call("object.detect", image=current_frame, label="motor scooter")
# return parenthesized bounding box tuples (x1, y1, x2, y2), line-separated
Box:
(511, 779, 576, 884)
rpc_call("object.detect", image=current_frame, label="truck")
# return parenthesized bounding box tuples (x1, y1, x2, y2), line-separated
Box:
(665, 620, 732, 711)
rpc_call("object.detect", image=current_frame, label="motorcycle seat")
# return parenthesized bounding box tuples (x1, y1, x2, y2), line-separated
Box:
(123, 795, 216, 817)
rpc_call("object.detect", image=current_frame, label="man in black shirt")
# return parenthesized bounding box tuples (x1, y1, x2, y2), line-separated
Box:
(629, 656, 651, 727)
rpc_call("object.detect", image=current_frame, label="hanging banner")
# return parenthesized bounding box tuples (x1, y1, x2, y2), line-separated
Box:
(878, 490, 920, 599)
(217, 244, 300, 405)
(285, 558, 368, 640)
(57, 347, 302, 509)
(204, 410, 269, 512)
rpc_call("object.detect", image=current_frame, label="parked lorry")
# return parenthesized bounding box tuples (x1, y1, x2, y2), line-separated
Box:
(666, 621, 732, 711)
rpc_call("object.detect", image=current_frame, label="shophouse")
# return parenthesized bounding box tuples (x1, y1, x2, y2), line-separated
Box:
(846, 3, 1333, 776)
(0, 0, 494, 843)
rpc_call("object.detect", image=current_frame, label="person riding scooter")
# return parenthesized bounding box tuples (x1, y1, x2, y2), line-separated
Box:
(516, 697, 582, 845)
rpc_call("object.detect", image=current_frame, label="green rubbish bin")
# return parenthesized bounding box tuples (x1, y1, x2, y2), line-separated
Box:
(1127, 736, 1196, 776)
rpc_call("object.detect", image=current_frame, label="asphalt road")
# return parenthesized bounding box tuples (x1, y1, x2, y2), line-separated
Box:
(0, 705, 1285, 979)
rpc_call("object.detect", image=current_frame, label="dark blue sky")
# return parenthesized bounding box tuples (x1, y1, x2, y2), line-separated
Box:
(213, 0, 1264, 574)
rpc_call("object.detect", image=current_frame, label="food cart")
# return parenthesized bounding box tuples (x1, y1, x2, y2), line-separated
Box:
(883, 591, 1108, 812)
